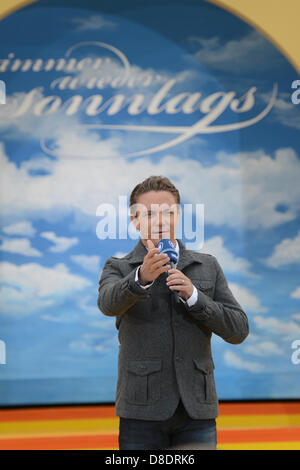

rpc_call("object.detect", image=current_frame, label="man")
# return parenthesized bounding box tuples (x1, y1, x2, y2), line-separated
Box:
(97, 175, 249, 450)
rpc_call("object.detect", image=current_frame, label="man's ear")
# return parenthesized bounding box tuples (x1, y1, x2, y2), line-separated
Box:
(130, 214, 140, 231)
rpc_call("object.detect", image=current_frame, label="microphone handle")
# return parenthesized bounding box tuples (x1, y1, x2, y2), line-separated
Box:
(169, 261, 180, 304)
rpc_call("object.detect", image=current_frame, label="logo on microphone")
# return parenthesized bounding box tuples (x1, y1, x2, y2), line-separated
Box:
(157, 238, 178, 265)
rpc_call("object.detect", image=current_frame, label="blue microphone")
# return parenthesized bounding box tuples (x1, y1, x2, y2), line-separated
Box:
(158, 239, 180, 303)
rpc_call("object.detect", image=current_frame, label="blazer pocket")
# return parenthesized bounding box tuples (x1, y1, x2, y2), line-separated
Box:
(193, 358, 217, 404)
(125, 360, 162, 405)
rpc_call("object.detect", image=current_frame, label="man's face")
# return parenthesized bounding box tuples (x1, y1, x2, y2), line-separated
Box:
(131, 190, 180, 247)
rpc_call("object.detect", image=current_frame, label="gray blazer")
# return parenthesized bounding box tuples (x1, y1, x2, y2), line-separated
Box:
(97, 238, 249, 420)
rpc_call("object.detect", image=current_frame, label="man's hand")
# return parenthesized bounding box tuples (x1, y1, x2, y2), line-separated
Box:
(139, 239, 171, 285)
(166, 268, 194, 300)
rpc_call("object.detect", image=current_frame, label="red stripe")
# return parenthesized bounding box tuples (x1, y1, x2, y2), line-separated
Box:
(219, 402, 300, 416)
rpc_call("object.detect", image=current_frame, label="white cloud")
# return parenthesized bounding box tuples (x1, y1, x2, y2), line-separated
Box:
(291, 286, 300, 299)
(228, 282, 268, 314)
(113, 251, 127, 258)
(187, 236, 267, 312)
(262, 230, 300, 268)
(189, 235, 256, 277)
(76, 295, 115, 327)
(254, 315, 300, 340)
(0, 237, 42, 257)
(235, 148, 300, 230)
(40, 314, 63, 322)
(70, 14, 117, 32)
(0, 285, 54, 314)
(0, 261, 91, 315)
(40, 231, 79, 252)
(0, 88, 58, 138)
(224, 350, 265, 372)
(1, 139, 300, 232)
(70, 254, 100, 272)
(180, 147, 300, 230)
(244, 341, 284, 357)
(2, 221, 36, 237)
(45, 126, 121, 160)
(260, 91, 300, 131)
(188, 30, 283, 72)
(69, 331, 118, 355)
(40, 311, 80, 323)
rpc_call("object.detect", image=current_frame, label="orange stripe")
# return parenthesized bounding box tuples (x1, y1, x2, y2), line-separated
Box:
(218, 426, 300, 443)
(1, 402, 299, 422)
(0, 406, 116, 422)
(0, 433, 118, 450)
(219, 402, 300, 416)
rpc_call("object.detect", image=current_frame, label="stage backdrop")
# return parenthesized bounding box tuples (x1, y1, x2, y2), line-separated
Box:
(0, 0, 300, 405)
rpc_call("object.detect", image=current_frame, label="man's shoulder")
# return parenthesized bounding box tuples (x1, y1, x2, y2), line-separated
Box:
(103, 252, 137, 275)
(108, 253, 132, 263)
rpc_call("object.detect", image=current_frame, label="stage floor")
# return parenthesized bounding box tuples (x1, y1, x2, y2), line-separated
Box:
(0, 401, 299, 450)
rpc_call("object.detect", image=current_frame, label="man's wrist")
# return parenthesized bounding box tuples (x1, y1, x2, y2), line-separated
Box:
(186, 285, 198, 306)
(135, 265, 153, 288)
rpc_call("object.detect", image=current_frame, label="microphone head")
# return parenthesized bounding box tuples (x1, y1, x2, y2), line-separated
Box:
(157, 238, 178, 264)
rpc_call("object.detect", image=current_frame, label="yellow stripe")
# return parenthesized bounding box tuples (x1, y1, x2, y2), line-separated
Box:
(216, 414, 300, 429)
(218, 441, 300, 450)
(0, 418, 119, 435)
(1, 414, 299, 435)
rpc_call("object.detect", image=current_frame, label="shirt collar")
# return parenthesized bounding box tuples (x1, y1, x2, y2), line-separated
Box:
(173, 239, 179, 256)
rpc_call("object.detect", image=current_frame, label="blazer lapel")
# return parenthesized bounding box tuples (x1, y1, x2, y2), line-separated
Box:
(176, 238, 203, 272)
(127, 238, 148, 266)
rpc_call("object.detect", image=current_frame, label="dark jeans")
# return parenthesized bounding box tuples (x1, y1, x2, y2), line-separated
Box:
(118, 399, 217, 450)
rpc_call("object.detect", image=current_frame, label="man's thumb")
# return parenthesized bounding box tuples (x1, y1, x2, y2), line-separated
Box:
(147, 239, 155, 249)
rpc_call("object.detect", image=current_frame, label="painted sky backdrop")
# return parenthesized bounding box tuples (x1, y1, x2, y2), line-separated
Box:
(0, 0, 300, 405)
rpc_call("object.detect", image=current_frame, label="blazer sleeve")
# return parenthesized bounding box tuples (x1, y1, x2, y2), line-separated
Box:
(97, 257, 150, 316)
(184, 255, 249, 344)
